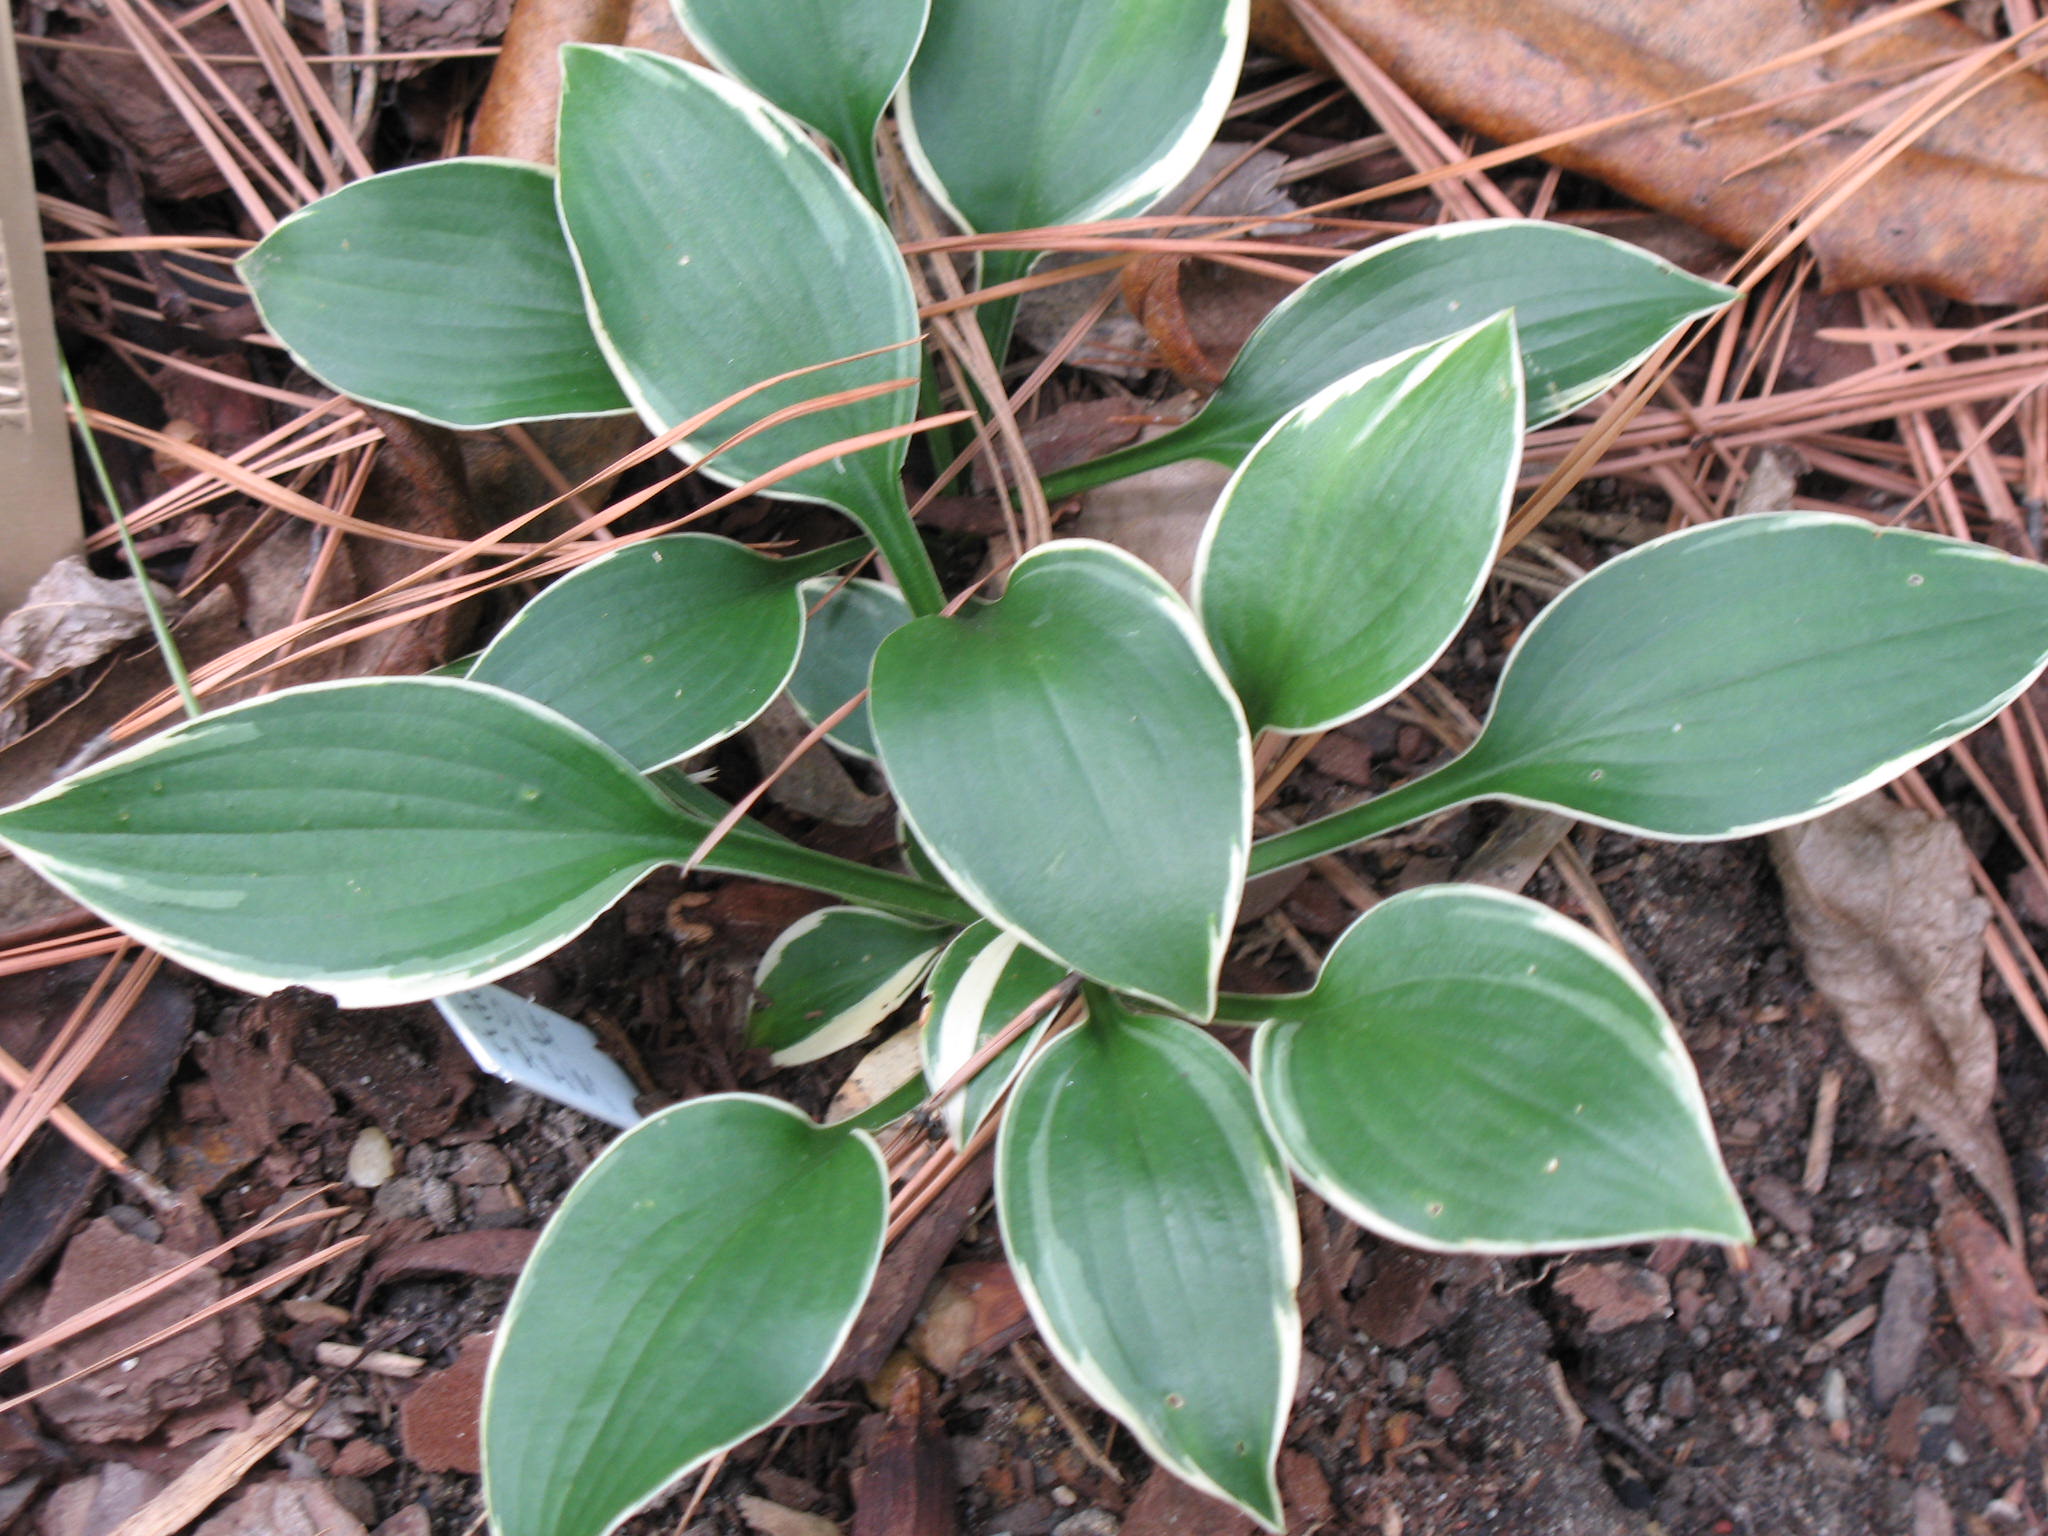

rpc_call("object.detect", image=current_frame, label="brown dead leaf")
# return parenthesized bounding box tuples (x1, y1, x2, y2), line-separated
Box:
(192, 1480, 369, 1536)
(1552, 1261, 1672, 1334)
(1067, 438, 1233, 596)
(0, 559, 177, 747)
(1768, 793, 2020, 1241)
(470, 0, 701, 162)
(1257, 0, 2048, 303)
(1934, 1182, 2048, 1377)
(34, 3, 287, 202)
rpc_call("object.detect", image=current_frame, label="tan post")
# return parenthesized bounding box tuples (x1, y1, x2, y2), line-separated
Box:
(0, 26, 82, 616)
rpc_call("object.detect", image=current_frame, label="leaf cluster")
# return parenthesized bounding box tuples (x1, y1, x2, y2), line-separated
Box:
(9, 4, 2048, 1531)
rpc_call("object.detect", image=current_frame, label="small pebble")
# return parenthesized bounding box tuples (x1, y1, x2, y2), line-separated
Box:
(348, 1126, 397, 1189)
(1659, 1371, 1698, 1419)
(1051, 1512, 1118, 1536)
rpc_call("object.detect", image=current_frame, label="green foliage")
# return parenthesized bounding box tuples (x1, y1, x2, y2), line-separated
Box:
(485, 1095, 885, 1536)
(239, 159, 629, 427)
(20, 18, 2048, 1532)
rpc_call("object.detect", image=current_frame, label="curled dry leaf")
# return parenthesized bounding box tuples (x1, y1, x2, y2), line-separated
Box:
(1768, 793, 2020, 1241)
(1254, 0, 2048, 303)
(0, 557, 177, 748)
(1934, 1182, 2048, 1378)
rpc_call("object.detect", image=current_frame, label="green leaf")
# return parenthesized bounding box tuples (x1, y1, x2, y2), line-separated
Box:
(484, 1094, 885, 1536)
(900, 0, 1246, 347)
(555, 47, 940, 614)
(871, 541, 1251, 1018)
(673, 0, 928, 206)
(1434, 513, 2048, 839)
(1249, 885, 1749, 1251)
(238, 159, 629, 428)
(999, 1001, 1296, 1530)
(747, 906, 949, 1065)
(922, 921, 1066, 1144)
(1194, 316, 1522, 734)
(902, 0, 1247, 236)
(788, 577, 911, 760)
(0, 679, 695, 1007)
(471, 535, 808, 771)
(1045, 220, 1733, 495)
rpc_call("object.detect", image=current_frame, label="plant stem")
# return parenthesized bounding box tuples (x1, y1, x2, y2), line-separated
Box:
(60, 359, 201, 721)
(778, 537, 876, 582)
(1037, 424, 1202, 502)
(1211, 991, 1301, 1025)
(697, 829, 975, 925)
(841, 134, 889, 219)
(975, 247, 1035, 367)
(652, 769, 974, 925)
(844, 479, 946, 617)
(1246, 753, 1494, 878)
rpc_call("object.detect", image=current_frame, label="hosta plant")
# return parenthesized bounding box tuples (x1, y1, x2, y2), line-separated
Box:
(13, 3, 2048, 1531)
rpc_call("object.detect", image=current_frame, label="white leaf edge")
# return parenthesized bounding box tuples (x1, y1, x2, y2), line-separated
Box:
(471, 532, 807, 771)
(1247, 883, 1750, 1254)
(896, 0, 1249, 242)
(554, 47, 920, 512)
(0, 676, 686, 1010)
(997, 1013, 1299, 1531)
(1190, 315, 1523, 735)
(481, 1092, 886, 1536)
(238, 157, 635, 431)
(752, 905, 947, 1066)
(1197, 216, 1735, 449)
(1457, 512, 2048, 843)
(921, 921, 1061, 1144)
(874, 538, 1253, 1020)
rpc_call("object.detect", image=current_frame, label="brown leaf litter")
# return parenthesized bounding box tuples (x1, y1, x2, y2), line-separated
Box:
(1768, 791, 2021, 1242)
(1255, 0, 2048, 303)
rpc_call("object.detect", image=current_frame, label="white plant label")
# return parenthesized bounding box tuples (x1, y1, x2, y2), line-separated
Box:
(434, 986, 644, 1129)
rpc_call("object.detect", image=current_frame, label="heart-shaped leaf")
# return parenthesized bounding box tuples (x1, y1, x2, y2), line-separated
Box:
(1247, 885, 1749, 1251)
(673, 0, 928, 207)
(484, 1095, 885, 1536)
(238, 159, 629, 428)
(747, 906, 949, 1065)
(900, 0, 1247, 340)
(871, 541, 1251, 1018)
(471, 535, 813, 771)
(555, 47, 939, 613)
(1434, 513, 2048, 839)
(0, 679, 695, 1006)
(1044, 219, 1733, 496)
(1195, 315, 1521, 733)
(999, 1000, 1297, 1530)
(789, 577, 912, 760)
(922, 921, 1067, 1144)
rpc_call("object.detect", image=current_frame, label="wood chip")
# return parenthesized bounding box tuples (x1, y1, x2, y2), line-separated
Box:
(313, 1344, 423, 1379)
(105, 1378, 320, 1536)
